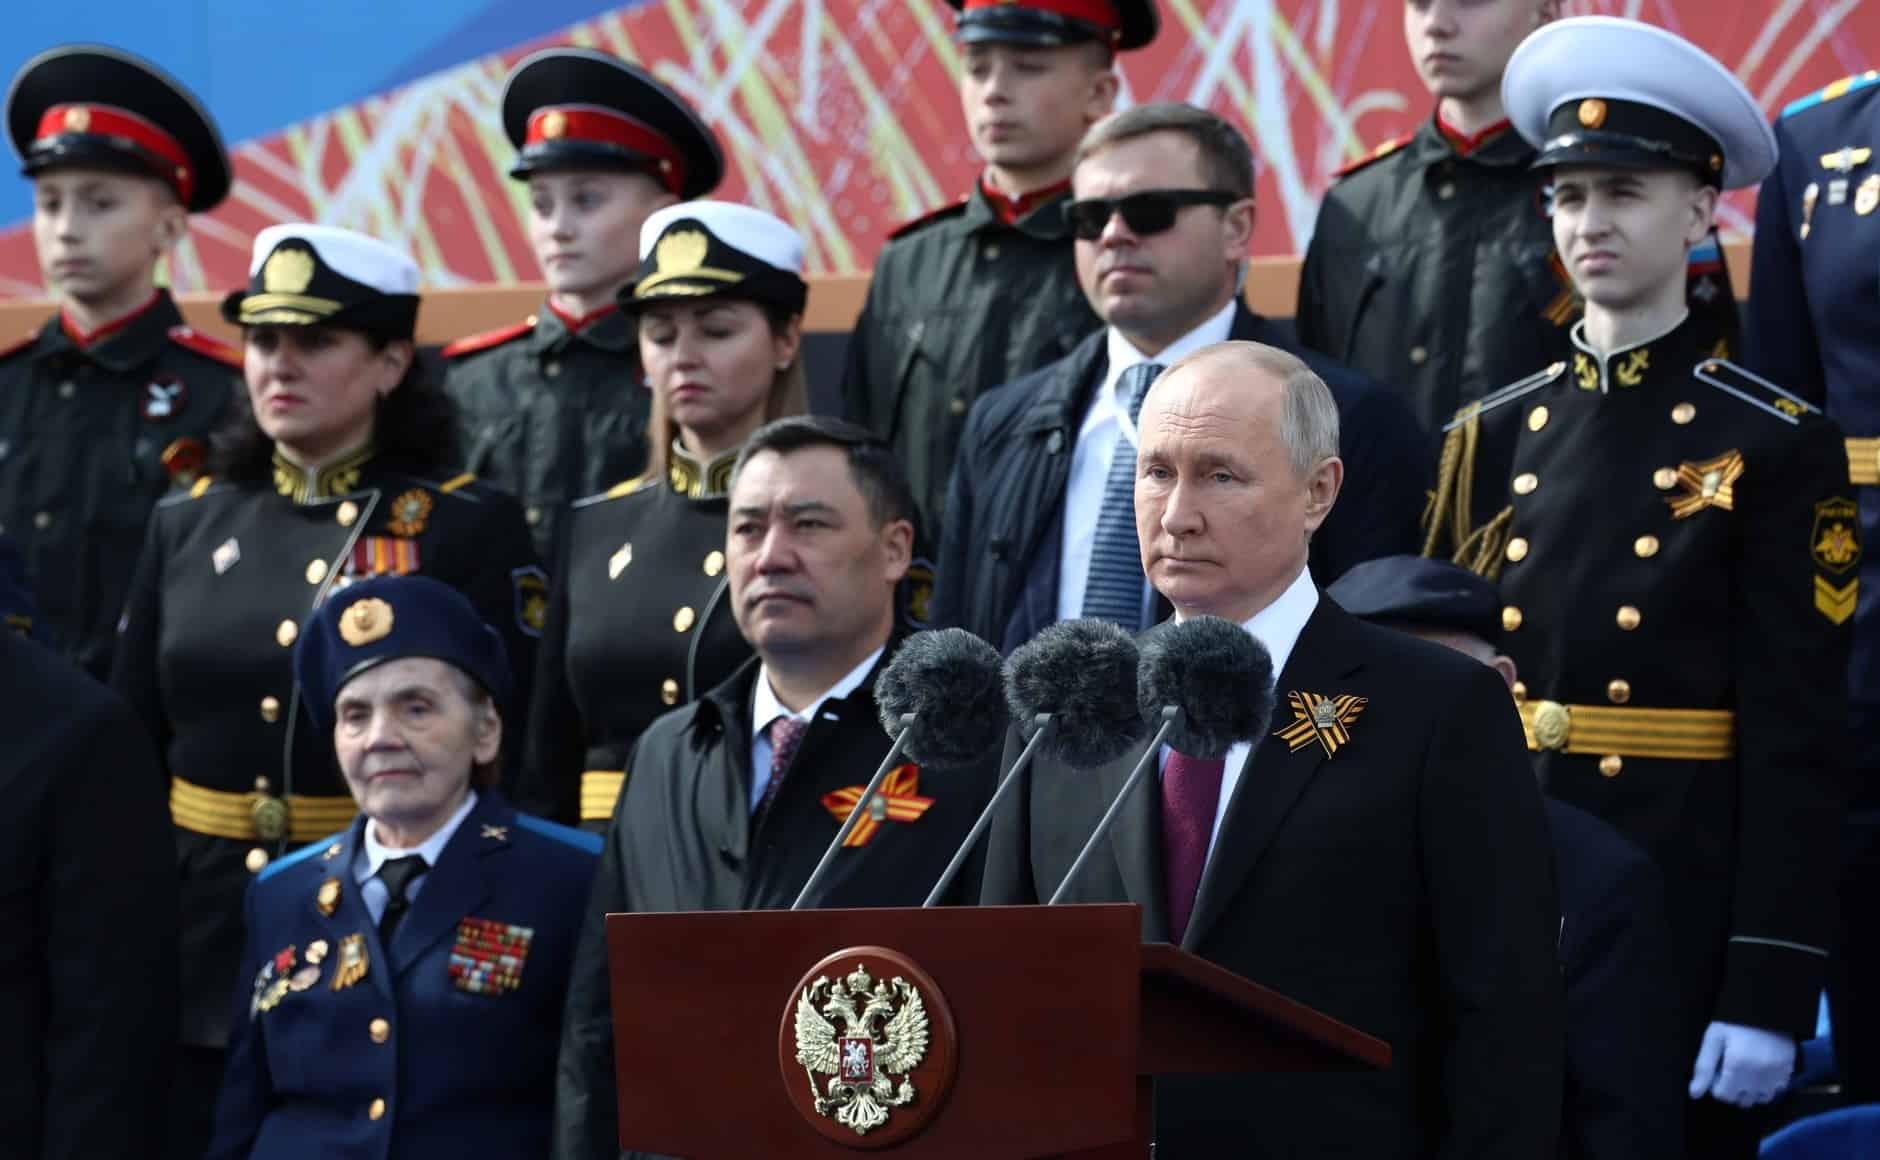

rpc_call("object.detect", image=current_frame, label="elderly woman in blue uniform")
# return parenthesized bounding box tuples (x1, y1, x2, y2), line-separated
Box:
(520, 200, 808, 827)
(110, 224, 542, 1158)
(206, 575, 598, 1160)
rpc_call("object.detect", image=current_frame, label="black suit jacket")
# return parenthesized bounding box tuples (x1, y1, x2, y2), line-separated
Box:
(980, 599, 1564, 1158)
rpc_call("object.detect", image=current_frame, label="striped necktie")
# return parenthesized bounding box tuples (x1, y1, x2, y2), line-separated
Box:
(1081, 361, 1163, 628)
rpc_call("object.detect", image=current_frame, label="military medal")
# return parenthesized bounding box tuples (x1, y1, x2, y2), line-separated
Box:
(252, 945, 298, 1016)
(306, 939, 330, 963)
(316, 878, 342, 917)
(385, 488, 433, 537)
(820, 765, 933, 848)
(329, 933, 369, 991)
(1857, 174, 1880, 216)
(1275, 691, 1369, 758)
(288, 964, 322, 992)
(449, 917, 535, 995)
(212, 538, 241, 575)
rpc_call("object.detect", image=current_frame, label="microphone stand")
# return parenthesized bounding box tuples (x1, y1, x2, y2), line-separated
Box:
(921, 714, 1053, 907)
(1047, 706, 1182, 905)
(790, 712, 917, 911)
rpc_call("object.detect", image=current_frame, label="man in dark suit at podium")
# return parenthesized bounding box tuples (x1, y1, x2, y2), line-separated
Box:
(979, 342, 1564, 1157)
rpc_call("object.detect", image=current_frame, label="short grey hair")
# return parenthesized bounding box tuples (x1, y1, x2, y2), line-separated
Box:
(1156, 341, 1339, 477)
(1075, 102, 1255, 199)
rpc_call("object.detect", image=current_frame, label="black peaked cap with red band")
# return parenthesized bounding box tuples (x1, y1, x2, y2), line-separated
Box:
(501, 47, 724, 200)
(6, 43, 231, 214)
(946, 0, 1158, 51)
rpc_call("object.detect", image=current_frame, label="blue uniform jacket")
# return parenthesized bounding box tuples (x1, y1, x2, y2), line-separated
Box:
(206, 792, 599, 1160)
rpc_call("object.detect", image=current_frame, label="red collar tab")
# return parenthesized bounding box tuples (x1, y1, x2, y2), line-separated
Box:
(963, 0, 1120, 30)
(525, 104, 686, 196)
(60, 291, 163, 349)
(546, 299, 618, 333)
(1434, 113, 1512, 158)
(37, 103, 194, 205)
(980, 173, 1072, 225)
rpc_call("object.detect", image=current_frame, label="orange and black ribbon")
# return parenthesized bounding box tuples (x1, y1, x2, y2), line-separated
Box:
(820, 764, 932, 847)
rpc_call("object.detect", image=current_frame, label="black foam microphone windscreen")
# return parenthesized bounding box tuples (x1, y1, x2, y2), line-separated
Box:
(1004, 618, 1146, 768)
(873, 628, 1010, 767)
(1136, 616, 1277, 759)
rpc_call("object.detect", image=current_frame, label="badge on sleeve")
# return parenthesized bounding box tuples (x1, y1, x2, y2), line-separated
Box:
(512, 565, 548, 637)
(449, 917, 535, 995)
(1812, 496, 1862, 625)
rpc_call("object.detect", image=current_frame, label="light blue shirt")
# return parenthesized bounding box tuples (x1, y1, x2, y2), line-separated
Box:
(747, 647, 885, 813)
(352, 789, 478, 924)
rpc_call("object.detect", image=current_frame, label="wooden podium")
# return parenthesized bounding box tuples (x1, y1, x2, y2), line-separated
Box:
(605, 904, 1389, 1158)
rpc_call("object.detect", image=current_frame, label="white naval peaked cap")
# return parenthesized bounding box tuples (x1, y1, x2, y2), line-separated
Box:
(245, 223, 420, 295)
(636, 200, 805, 274)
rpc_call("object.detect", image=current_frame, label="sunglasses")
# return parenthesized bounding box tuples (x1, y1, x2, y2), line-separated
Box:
(1064, 189, 1240, 240)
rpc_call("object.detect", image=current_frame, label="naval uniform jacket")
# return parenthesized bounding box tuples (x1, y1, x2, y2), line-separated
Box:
(842, 182, 1100, 534)
(443, 305, 650, 560)
(204, 792, 599, 1160)
(110, 449, 543, 1049)
(1423, 315, 1856, 1046)
(0, 290, 240, 677)
(553, 643, 998, 1160)
(978, 602, 1565, 1159)
(520, 446, 752, 829)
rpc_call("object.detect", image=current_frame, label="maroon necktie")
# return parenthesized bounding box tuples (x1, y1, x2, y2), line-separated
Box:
(1161, 750, 1227, 943)
(759, 716, 808, 811)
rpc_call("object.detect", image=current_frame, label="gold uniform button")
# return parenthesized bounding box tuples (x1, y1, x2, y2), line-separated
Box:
(369, 1018, 390, 1044)
(702, 550, 724, 577)
(1671, 402, 1696, 425)
(1409, 345, 1429, 366)
(949, 396, 968, 416)
(336, 501, 359, 527)
(1505, 537, 1529, 563)
(32, 511, 51, 530)
(1653, 467, 1678, 490)
(1527, 405, 1549, 432)
(57, 380, 76, 399)
(1502, 605, 1523, 632)
(1510, 681, 1528, 704)
(1616, 605, 1642, 631)
(1634, 535, 1660, 559)
(673, 606, 696, 633)
(245, 847, 270, 873)
(526, 507, 543, 527)
(368, 1098, 386, 1121)
(1599, 755, 1624, 778)
(1513, 473, 1538, 496)
(276, 619, 299, 647)
(260, 696, 281, 723)
(1607, 679, 1632, 705)
(305, 559, 329, 585)
(660, 678, 680, 705)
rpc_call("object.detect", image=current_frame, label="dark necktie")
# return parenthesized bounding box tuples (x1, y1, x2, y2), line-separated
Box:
(1082, 361, 1164, 628)
(758, 716, 808, 812)
(1160, 750, 1227, 944)
(376, 854, 428, 944)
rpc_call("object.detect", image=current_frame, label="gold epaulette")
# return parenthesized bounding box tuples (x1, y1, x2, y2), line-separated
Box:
(573, 475, 654, 509)
(438, 472, 476, 494)
(1423, 362, 1566, 577)
(1692, 358, 1812, 424)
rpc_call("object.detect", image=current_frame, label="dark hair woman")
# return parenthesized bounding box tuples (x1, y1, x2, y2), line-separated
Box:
(108, 223, 542, 1160)
(520, 200, 808, 828)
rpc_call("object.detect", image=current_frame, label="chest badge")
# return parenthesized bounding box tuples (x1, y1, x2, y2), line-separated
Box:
(1275, 690, 1369, 758)
(609, 542, 633, 580)
(1857, 174, 1880, 217)
(385, 489, 433, 537)
(141, 375, 186, 421)
(1666, 450, 1744, 519)
(820, 765, 933, 848)
(250, 944, 297, 1017)
(329, 933, 370, 992)
(211, 538, 241, 575)
(449, 916, 536, 995)
(1802, 183, 1819, 239)
(315, 877, 342, 917)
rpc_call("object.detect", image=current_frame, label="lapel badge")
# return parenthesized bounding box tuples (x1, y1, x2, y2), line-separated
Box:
(448, 917, 536, 995)
(480, 824, 509, 841)
(1666, 450, 1744, 519)
(1275, 691, 1369, 758)
(820, 764, 933, 848)
(609, 542, 633, 580)
(212, 538, 241, 575)
(329, 933, 370, 992)
(385, 488, 433, 537)
(316, 878, 342, 917)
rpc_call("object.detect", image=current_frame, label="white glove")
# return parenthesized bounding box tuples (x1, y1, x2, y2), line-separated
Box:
(1688, 1021, 1796, 1107)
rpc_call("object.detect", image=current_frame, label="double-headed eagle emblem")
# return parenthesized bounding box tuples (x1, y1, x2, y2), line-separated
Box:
(793, 963, 930, 1136)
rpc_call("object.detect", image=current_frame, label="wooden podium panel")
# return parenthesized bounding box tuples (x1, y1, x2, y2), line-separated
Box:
(605, 905, 1143, 1159)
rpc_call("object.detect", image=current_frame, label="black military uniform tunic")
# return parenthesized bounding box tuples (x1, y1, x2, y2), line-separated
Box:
(110, 449, 542, 1049)
(521, 444, 750, 828)
(1423, 315, 1855, 1050)
(0, 290, 238, 677)
(1298, 116, 1742, 437)
(442, 304, 649, 559)
(842, 182, 1099, 534)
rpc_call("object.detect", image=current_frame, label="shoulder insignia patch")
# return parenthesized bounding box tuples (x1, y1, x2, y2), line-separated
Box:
(1693, 358, 1814, 424)
(0, 329, 38, 362)
(167, 325, 242, 368)
(438, 472, 476, 494)
(1442, 361, 1568, 433)
(1784, 70, 1880, 119)
(886, 196, 969, 241)
(514, 812, 604, 855)
(1333, 133, 1414, 179)
(512, 564, 548, 637)
(1812, 496, 1861, 624)
(441, 318, 536, 359)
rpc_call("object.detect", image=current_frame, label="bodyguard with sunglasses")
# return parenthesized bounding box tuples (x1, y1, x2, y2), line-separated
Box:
(931, 102, 1428, 651)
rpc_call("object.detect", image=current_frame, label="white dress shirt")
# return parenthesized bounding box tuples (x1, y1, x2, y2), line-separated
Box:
(354, 789, 478, 924)
(1056, 299, 1239, 622)
(1162, 565, 1319, 862)
(747, 645, 886, 812)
